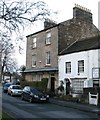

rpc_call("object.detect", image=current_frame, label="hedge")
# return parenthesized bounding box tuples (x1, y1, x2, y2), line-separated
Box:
(20, 78, 48, 92)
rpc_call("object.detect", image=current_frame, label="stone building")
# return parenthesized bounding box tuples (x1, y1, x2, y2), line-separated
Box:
(25, 4, 100, 94)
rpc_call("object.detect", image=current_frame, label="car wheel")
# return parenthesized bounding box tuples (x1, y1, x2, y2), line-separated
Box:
(29, 97, 33, 103)
(7, 91, 9, 95)
(11, 92, 13, 96)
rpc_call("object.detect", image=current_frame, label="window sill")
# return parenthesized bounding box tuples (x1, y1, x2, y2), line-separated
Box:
(32, 65, 36, 68)
(45, 64, 51, 67)
(45, 43, 51, 46)
(32, 47, 37, 49)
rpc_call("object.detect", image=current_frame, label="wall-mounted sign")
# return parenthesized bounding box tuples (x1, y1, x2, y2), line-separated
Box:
(92, 68, 100, 79)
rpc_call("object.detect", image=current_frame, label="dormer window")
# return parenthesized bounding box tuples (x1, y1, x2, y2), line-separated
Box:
(46, 32, 51, 45)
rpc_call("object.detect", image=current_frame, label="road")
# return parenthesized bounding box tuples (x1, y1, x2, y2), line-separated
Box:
(2, 89, 100, 119)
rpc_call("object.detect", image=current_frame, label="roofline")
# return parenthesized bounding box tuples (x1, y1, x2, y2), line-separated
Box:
(26, 17, 99, 38)
(26, 18, 75, 38)
(59, 35, 100, 55)
(26, 24, 58, 38)
(23, 67, 58, 73)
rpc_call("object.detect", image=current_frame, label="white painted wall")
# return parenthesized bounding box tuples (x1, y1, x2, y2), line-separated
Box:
(58, 49, 99, 88)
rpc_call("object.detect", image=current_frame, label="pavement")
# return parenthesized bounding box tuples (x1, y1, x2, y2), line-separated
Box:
(49, 98, 100, 115)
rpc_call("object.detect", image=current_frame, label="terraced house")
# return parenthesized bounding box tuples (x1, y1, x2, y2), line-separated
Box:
(25, 4, 100, 95)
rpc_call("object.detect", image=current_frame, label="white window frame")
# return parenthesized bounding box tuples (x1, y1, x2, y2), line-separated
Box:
(65, 62, 71, 73)
(78, 60, 84, 73)
(72, 79, 84, 93)
(32, 54, 36, 67)
(46, 32, 51, 45)
(46, 51, 51, 65)
(32, 37, 37, 48)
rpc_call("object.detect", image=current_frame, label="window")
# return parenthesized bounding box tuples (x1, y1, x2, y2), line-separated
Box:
(32, 37, 37, 48)
(78, 60, 84, 73)
(37, 74, 43, 81)
(72, 79, 84, 93)
(46, 51, 51, 65)
(46, 32, 51, 44)
(32, 54, 36, 67)
(65, 62, 71, 73)
(32, 73, 37, 81)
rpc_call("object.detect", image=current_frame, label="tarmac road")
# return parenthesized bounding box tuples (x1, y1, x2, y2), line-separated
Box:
(2, 89, 100, 119)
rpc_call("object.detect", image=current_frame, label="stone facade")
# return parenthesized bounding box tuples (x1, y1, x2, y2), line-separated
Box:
(26, 26, 58, 69)
(25, 25, 59, 94)
(25, 4, 99, 95)
(58, 6, 99, 55)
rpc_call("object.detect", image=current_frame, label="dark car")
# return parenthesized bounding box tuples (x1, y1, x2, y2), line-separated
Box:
(3, 82, 12, 93)
(21, 86, 49, 103)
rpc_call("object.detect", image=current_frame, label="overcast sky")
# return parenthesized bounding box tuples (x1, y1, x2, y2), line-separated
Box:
(17, 0, 100, 66)
(42, 0, 99, 27)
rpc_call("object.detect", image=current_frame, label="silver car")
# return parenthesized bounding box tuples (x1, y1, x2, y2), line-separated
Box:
(7, 85, 22, 96)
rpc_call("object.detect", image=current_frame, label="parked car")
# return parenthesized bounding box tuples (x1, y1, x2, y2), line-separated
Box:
(21, 86, 49, 103)
(7, 85, 22, 96)
(3, 82, 12, 93)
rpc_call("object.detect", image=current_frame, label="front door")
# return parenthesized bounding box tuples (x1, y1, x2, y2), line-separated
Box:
(50, 77, 55, 97)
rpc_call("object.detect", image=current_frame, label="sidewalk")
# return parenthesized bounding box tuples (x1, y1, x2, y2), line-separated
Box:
(49, 98, 100, 115)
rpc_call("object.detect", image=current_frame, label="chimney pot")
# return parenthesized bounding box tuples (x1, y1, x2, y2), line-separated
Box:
(73, 4, 92, 23)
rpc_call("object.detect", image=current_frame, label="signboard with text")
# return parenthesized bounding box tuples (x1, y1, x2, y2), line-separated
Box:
(92, 68, 100, 79)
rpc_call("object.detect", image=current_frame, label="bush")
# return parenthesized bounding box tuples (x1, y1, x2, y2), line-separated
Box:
(20, 78, 48, 93)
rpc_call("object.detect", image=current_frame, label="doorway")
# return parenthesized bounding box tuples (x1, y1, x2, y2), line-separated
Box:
(50, 77, 55, 97)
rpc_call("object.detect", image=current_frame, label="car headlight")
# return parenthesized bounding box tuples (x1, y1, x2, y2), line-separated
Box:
(30, 92, 34, 96)
(34, 95, 39, 98)
(47, 95, 49, 98)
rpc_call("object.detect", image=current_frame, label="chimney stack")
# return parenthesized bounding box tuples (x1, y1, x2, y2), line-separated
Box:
(73, 4, 93, 23)
(44, 19, 57, 29)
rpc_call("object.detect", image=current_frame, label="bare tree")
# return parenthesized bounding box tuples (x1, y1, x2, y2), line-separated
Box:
(1, 32, 18, 81)
(0, 0, 55, 82)
(0, 0, 51, 32)
(19, 65, 26, 81)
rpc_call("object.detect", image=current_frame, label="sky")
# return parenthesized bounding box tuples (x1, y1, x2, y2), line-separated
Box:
(17, 0, 100, 67)
(42, 0, 99, 27)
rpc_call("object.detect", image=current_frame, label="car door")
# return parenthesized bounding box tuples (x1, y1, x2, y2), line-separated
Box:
(8, 85, 12, 94)
(23, 87, 30, 100)
(25, 87, 31, 100)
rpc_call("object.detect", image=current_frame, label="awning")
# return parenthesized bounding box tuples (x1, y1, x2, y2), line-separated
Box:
(23, 67, 58, 73)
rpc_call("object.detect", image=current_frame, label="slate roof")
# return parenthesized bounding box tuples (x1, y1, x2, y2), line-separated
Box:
(60, 36, 100, 55)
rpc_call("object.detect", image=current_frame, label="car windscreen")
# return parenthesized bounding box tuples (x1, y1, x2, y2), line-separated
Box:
(12, 86, 21, 89)
(31, 88, 43, 94)
(5, 83, 12, 87)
